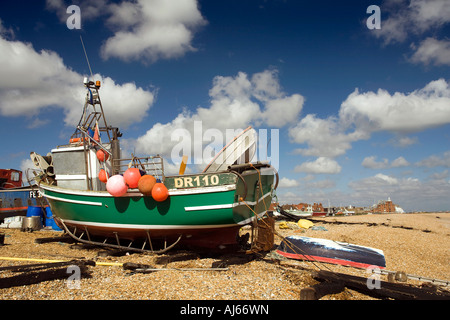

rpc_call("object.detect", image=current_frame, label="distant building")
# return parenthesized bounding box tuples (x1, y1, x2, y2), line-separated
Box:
(272, 197, 404, 215)
(269, 202, 279, 211)
(312, 203, 324, 212)
(371, 197, 403, 213)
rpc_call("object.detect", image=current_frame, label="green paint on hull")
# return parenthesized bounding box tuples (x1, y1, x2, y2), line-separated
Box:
(41, 168, 275, 230)
(44, 187, 239, 226)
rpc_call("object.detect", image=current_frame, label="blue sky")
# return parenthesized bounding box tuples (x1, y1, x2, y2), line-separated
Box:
(0, 0, 449, 211)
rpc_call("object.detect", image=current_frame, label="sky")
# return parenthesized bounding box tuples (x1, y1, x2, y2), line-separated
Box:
(0, 0, 449, 212)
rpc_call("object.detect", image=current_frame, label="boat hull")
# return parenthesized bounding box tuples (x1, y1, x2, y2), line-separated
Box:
(39, 168, 275, 250)
(0, 186, 43, 219)
(277, 236, 386, 269)
(312, 212, 327, 217)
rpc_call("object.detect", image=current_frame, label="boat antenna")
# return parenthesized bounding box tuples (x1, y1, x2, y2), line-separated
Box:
(80, 35, 93, 78)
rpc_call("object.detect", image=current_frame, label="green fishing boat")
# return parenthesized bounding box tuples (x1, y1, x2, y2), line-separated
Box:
(31, 78, 278, 253)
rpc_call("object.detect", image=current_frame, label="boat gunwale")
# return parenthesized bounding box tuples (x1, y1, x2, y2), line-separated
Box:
(37, 179, 238, 198)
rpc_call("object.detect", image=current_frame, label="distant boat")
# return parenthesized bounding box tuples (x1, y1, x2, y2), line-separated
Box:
(312, 210, 327, 217)
(287, 205, 313, 216)
(0, 169, 44, 219)
(276, 206, 312, 220)
(336, 207, 354, 216)
(277, 235, 386, 269)
(395, 206, 405, 213)
(285, 208, 313, 218)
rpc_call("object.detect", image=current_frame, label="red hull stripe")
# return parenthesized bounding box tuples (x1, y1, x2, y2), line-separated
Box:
(276, 250, 386, 269)
(0, 206, 28, 212)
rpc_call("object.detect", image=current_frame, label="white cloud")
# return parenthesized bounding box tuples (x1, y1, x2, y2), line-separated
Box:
(362, 156, 389, 169)
(362, 156, 410, 169)
(280, 171, 450, 212)
(131, 69, 304, 164)
(88, 76, 155, 128)
(288, 79, 449, 179)
(370, 1, 450, 68)
(408, 0, 450, 32)
(294, 157, 342, 174)
(389, 135, 418, 147)
(289, 114, 367, 158)
(46, 0, 109, 22)
(277, 191, 299, 204)
(429, 169, 449, 180)
(101, 0, 207, 63)
(416, 151, 450, 168)
(373, 0, 450, 44)
(339, 79, 450, 133)
(410, 37, 450, 66)
(391, 156, 410, 167)
(0, 37, 81, 118)
(0, 18, 14, 39)
(307, 179, 335, 189)
(348, 172, 450, 211)
(0, 35, 155, 128)
(262, 94, 304, 127)
(46, 0, 207, 64)
(278, 177, 299, 188)
(353, 173, 399, 188)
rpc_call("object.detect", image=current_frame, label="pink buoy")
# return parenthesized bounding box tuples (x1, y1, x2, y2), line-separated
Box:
(123, 168, 141, 188)
(106, 175, 128, 197)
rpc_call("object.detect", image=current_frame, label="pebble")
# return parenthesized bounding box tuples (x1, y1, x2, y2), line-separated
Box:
(0, 213, 448, 300)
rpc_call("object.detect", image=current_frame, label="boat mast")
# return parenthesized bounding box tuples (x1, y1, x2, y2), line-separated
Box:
(72, 78, 112, 143)
(70, 78, 121, 190)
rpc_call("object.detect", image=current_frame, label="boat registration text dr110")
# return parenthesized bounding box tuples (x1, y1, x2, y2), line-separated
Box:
(166, 173, 237, 189)
(173, 175, 220, 188)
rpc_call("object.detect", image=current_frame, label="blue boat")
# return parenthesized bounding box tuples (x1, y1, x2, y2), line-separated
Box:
(0, 169, 44, 220)
(277, 235, 386, 269)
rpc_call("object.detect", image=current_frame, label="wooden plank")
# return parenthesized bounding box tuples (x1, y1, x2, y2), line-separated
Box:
(34, 235, 76, 244)
(0, 260, 93, 272)
(300, 281, 345, 300)
(0, 260, 93, 289)
(312, 270, 450, 300)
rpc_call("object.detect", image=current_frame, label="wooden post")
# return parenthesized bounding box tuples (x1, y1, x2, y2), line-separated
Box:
(300, 281, 345, 300)
(310, 270, 450, 300)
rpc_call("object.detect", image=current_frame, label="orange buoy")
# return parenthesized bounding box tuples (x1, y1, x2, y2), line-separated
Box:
(152, 182, 169, 202)
(99, 169, 109, 183)
(138, 175, 156, 196)
(123, 168, 141, 188)
(106, 175, 128, 197)
(69, 137, 87, 144)
(96, 149, 109, 162)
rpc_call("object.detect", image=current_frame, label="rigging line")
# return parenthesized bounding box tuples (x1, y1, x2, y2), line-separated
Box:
(80, 35, 93, 78)
(238, 170, 329, 272)
(252, 165, 337, 273)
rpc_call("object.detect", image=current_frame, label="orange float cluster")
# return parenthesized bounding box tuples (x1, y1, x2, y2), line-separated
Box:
(95, 147, 168, 201)
(102, 167, 168, 202)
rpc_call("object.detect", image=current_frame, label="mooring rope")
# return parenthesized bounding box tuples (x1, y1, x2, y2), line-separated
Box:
(241, 164, 333, 272)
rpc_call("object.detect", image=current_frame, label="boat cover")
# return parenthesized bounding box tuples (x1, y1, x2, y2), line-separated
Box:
(277, 235, 386, 269)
